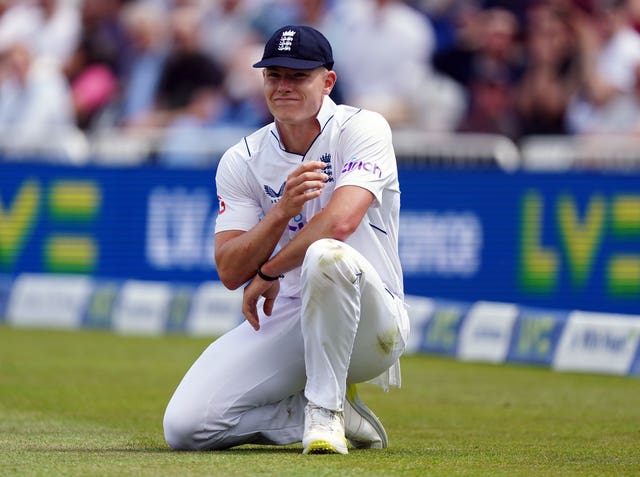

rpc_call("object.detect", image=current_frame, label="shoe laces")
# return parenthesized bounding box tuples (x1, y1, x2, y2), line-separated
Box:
(307, 404, 343, 433)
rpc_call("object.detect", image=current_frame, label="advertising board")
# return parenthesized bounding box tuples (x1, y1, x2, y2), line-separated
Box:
(1, 162, 639, 314)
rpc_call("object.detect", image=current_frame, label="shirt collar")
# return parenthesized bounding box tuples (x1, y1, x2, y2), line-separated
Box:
(317, 95, 337, 128)
(270, 95, 337, 151)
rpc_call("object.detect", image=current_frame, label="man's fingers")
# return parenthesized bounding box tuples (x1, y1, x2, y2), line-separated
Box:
(242, 299, 260, 331)
(290, 172, 328, 189)
(263, 297, 275, 316)
(277, 164, 328, 217)
(244, 311, 260, 331)
(295, 160, 325, 174)
(288, 170, 329, 196)
(288, 162, 327, 184)
(292, 179, 326, 197)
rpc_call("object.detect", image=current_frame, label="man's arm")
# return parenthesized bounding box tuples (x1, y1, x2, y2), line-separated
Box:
(214, 214, 289, 290)
(259, 185, 375, 278)
(215, 161, 328, 290)
(241, 184, 374, 330)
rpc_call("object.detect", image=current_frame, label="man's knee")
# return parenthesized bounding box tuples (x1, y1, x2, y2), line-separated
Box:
(303, 238, 341, 277)
(303, 238, 347, 270)
(163, 405, 201, 450)
(163, 403, 229, 451)
(302, 238, 361, 289)
(305, 237, 340, 256)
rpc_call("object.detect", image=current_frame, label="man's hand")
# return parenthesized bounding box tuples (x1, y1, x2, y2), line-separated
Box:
(242, 275, 281, 331)
(276, 161, 328, 219)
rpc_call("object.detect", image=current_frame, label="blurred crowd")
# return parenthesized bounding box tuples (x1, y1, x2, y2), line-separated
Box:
(1, 0, 640, 166)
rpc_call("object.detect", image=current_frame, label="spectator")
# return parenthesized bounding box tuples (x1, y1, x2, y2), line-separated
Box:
(63, 32, 119, 131)
(632, 61, 640, 131)
(0, 0, 81, 67)
(249, 0, 300, 39)
(513, 1, 578, 137)
(0, 39, 77, 156)
(79, 0, 130, 78)
(221, 38, 273, 128)
(456, 6, 524, 139)
(57, 0, 133, 131)
(433, 0, 485, 89)
(296, 0, 331, 24)
(143, 5, 226, 127)
(32, 0, 82, 66)
(456, 65, 520, 137)
(329, 0, 465, 131)
(565, 0, 640, 133)
(198, 0, 271, 127)
(151, 5, 229, 166)
(0, 1, 41, 55)
(199, 0, 263, 69)
(631, 0, 640, 31)
(117, 0, 170, 128)
(411, 0, 473, 54)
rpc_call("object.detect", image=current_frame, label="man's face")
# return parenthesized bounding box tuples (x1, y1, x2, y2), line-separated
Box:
(263, 66, 335, 125)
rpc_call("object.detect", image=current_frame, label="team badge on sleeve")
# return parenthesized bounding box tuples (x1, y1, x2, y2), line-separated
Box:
(217, 195, 226, 214)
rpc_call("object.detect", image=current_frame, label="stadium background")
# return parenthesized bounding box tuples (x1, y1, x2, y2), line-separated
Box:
(1, 0, 640, 377)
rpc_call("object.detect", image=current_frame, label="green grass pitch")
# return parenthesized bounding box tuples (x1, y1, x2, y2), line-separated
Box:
(1, 325, 639, 477)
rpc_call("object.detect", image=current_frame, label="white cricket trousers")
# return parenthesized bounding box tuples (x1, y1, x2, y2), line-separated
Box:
(163, 238, 408, 450)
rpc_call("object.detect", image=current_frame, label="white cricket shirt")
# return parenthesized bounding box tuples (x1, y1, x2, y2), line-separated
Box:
(215, 96, 404, 300)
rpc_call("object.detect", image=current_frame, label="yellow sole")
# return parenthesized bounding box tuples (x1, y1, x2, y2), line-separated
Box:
(303, 440, 345, 454)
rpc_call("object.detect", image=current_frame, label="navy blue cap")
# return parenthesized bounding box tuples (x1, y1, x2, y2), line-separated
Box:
(253, 25, 334, 70)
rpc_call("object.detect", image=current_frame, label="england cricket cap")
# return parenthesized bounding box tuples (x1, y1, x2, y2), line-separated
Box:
(253, 25, 334, 70)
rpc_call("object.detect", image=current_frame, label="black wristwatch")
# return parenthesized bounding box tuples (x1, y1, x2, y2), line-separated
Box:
(257, 264, 284, 281)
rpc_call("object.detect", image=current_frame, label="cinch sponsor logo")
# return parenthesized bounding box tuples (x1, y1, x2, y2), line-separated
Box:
(341, 158, 382, 179)
(570, 329, 634, 353)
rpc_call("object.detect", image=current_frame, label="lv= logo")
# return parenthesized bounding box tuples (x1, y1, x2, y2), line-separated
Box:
(0, 179, 101, 272)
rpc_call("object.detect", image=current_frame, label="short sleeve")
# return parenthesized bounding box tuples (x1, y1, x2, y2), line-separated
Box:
(214, 151, 262, 233)
(335, 111, 397, 207)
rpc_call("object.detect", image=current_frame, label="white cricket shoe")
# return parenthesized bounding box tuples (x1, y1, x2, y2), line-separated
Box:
(344, 384, 388, 449)
(302, 403, 348, 455)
